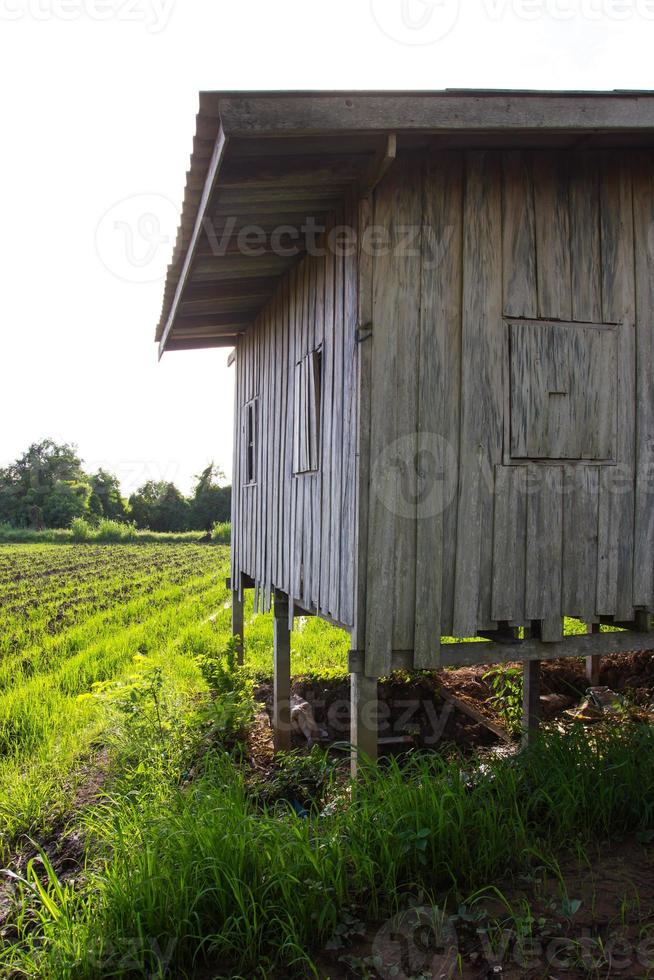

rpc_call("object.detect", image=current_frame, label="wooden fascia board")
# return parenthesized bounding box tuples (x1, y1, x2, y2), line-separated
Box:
(158, 125, 228, 358)
(217, 93, 654, 136)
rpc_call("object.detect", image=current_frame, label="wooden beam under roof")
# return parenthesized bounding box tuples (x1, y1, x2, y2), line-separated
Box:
(191, 253, 297, 282)
(217, 92, 654, 136)
(218, 153, 369, 188)
(165, 335, 238, 351)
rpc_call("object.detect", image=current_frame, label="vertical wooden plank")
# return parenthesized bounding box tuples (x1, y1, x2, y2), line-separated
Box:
(392, 158, 422, 652)
(597, 151, 636, 621)
(365, 157, 422, 671)
(453, 151, 503, 637)
(330, 208, 345, 621)
(340, 193, 358, 628)
(415, 152, 462, 666)
(632, 152, 654, 611)
(230, 339, 241, 593)
(491, 464, 527, 623)
(290, 269, 303, 606)
(320, 219, 336, 617)
(302, 260, 314, 608)
(276, 284, 288, 588)
(502, 150, 538, 319)
(562, 465, 600, 621)
(525, 465, 563, 642)
(353, 199, 373, 652)
(533, 151, 572, 320)
(273, 590, 291, 752)
(569, 151, 602, 323)
(265, 305, 276, 610)
(311, 254, 326, 611)
(365, 168, 399, 674)
(282, 278, 293, 593)
(430, 153, 463, 636)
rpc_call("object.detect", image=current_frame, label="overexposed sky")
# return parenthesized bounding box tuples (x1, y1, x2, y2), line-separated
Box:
(1, 0, 652, 494)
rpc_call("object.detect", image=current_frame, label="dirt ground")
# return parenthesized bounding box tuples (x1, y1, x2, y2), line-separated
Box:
(255, 649, 654, 758)
(314, 836, 654, 979)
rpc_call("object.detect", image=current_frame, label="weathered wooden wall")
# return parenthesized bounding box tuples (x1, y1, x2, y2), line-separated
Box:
(231, 200, 359, 628)
(364, 148, 654, 675)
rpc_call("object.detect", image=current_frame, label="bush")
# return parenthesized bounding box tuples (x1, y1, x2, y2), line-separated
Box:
(70, 517, 93, 542)
(211, 521, 231, 544)
(95, 519, 137, 543)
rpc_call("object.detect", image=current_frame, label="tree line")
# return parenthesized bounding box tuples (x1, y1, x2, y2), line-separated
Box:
(0, 440, 231, 532)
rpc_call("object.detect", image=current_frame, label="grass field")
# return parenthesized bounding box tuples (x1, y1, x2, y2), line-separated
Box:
(1, 544, 653, 978)
(0, 543, 350, 854)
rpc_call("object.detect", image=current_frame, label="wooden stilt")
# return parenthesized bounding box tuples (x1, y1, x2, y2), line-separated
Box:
(273, 590, 291, 752)
(585, 621, 601, 686)
(231, 585, 244, 667)
(522, 659, 541, 746)
(635, 609, 652, 632)
(350, 671, 378, 777)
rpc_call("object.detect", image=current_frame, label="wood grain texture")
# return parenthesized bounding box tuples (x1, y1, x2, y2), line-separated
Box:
(525, 465, 564, 641)
(414, 153, 463, 665)
(365, 164, 402, 674)
(632, 152, 654, 610)
(491, 464, 527, 623)
(597, 152, 636, 621)
(453, 151, 502, 636)
(534, 152, 572, 320)
(562, 465, 600, 620)
(502, 151, 537, 319)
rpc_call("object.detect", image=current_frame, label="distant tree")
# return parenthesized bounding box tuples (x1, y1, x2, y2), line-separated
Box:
(189, 463, 231, 531)
(88, 469, 127, 522)
(42, 479, 91, 528)
(0, 439, 90, 528)
(128, 480, 190, 532)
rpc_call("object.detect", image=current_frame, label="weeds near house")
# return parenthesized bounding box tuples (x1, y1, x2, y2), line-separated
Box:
(484, 665, 524, 734)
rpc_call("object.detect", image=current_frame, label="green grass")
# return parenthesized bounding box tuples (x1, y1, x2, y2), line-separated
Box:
(0, 543, 649, 978)
(3, 727, 654, 978)
(0, 544, 233, 850)
(0, 523, 230, 545)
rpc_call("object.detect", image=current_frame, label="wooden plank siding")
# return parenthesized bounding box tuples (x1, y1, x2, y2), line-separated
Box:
(230, 213, 360, 629)
(230, 146, 654, 672)
(359, 148, 652, 672)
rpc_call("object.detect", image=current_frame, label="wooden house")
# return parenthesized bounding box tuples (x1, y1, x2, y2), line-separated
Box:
(157, 90, 654, 767)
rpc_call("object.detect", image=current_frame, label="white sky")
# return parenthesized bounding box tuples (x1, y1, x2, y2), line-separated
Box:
(1, 0, 653, 495)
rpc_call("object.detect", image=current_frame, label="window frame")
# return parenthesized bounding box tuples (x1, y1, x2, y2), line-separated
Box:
(242, 397, 258, 486)
(293, 347, 323, 475)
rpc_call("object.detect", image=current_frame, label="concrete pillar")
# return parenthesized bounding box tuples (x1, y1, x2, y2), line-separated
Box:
(585, 621, 601, 686)
(522, 659, 541, 746)
(350, 671, 378, 777)
(273, 590, 291, 752)
(231, 583, 244, 667)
